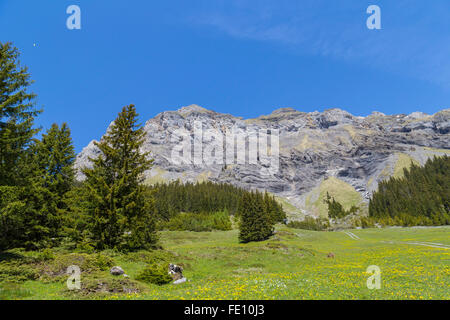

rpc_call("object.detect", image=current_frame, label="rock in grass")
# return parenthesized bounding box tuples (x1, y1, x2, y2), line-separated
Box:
(173, 277, 187, 285)
(110, 266, 125, 276)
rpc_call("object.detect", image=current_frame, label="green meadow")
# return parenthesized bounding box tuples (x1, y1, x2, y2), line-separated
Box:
(1, 226, 449, 300)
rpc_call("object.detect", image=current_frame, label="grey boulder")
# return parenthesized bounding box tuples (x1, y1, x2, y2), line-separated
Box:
(110, 266, 125, 276)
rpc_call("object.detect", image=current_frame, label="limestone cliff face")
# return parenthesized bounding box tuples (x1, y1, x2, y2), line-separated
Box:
(75, 105, 450, 219)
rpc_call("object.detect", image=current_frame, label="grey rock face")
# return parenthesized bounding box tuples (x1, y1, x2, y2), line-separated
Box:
(75, 105, 450, 219)
(110, 266, 125, 276)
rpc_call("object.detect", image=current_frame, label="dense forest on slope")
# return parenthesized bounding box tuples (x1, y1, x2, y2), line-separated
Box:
(369, 156, 450, 226)
(148, 181, 286, 227)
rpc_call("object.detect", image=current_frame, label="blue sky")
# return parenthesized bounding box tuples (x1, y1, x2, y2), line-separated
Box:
(1, 0, 449, 152)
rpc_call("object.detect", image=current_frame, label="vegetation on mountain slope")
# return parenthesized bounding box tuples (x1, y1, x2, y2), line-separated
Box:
(149, 181, 286, 232)
(305, 177, 363, 218)
(369, 156, 450, 226)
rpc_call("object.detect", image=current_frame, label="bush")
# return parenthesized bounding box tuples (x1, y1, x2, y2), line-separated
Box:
(0, 262, 39, 282)
(41, 253, 114, 277)
(288, 217, 330, 231)
(38, 248, 55, 261)
(94, 253, 114, 270)
(136, 263, 173, 285)
(158, 211, 232, 232)
(74, 241, 95, 254)
(0, 249, 40, 283)
(359, 217, 375, 228)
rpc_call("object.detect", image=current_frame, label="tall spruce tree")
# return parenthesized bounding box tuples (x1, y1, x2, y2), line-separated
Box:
(0, 42, 51, 250)
(82, 105, 157, 250)
(0, 123, 76, 250)
(34, 123, 75, 238)
(35, 123, 75, 200)
(0, 42, 41, 186)
(263, 191, 286, 224)
(238, 191, 274, 243)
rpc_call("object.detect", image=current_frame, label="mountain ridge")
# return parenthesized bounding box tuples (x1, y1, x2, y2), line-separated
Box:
(75, 105, 450, 220)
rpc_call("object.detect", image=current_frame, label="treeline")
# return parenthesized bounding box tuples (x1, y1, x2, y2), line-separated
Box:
(369, 156, 450, 226)
(150, 181, 286, 224)
(157, 211, 232, 232)
(150, 181, 244, 219)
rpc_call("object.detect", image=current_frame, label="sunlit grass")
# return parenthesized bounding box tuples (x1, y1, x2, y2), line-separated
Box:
(1, 226, 449, 300)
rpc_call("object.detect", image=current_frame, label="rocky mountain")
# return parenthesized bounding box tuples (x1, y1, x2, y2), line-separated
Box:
(75, 105, 450, 220)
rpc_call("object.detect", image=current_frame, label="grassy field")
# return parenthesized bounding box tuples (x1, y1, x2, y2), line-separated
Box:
(0, 226, 449, 300)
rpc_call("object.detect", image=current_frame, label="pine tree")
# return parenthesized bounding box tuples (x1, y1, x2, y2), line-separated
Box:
(35, 123, 75, 201)
(0, 42, 57, 250)
(239, 191, 274, 243)
(0, 42, 41, 186)
(263, 191, 286, 223)
(0, 123, 76, 250)
(82, 105, 157, 250)
(34, 123, 75, 237)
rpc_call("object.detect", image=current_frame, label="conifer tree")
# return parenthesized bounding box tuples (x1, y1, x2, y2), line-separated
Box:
(239, 191, 274, 243)
(0, 123, 76, 250)
(36, 123, 75, 200)
(82, 105, 157, 250)
(0, 42, 41, 186)
(0, 42, 55, 250)
(263, 191, 286, 223)
(34, 123, 75, 237)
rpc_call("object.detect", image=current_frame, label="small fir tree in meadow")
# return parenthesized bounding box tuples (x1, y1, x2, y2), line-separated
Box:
(238, 191, 274, 243)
